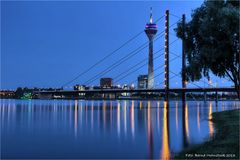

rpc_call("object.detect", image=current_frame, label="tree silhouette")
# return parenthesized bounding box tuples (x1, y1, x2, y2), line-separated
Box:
(175, 0, 239, 98)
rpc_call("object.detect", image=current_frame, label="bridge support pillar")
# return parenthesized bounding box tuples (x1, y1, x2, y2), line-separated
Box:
(215, 91, 218, 103)
(182, 14, 186, 102)
(164, 10, 169, 101)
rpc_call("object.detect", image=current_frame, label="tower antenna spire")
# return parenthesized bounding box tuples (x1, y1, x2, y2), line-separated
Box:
(150, 7, 153, 24)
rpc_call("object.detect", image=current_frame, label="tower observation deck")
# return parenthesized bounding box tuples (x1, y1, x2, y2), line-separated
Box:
(145, 8, 158, 89)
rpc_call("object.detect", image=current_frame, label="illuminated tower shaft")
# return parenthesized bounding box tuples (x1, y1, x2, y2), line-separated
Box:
(145, 8, 158, 89)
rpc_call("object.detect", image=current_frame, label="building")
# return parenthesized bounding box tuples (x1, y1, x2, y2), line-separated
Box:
(145, 8, 158, 89)
(100, 78, 113, 88)
(74, 85, 86, 91)
(74, 84, 88, 96)
(138, 75, 148, 89)
(0, 90, 15, 98)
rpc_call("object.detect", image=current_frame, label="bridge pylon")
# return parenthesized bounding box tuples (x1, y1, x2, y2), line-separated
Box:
(164, 10, 169, 101)
(182, 14, 186, 101)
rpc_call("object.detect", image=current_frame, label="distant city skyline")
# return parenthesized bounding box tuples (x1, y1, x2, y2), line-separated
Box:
(1, 0, 233, 89)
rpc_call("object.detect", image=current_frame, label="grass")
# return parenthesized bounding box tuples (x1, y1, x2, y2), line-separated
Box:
(175, 109, 240, 160)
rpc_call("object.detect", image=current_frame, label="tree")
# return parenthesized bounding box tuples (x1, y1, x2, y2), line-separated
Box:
(15, 87, 23, 99)
(175, 0, 239, 98)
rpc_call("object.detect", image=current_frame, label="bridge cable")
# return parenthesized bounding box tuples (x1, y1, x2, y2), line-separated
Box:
(84, 31, 165, 85)
(115, 39, 181, 83)
(169, 71, 203, 89)
(61, 15, 165, 87)
(169, 51, 218, 88)
(124, 40, 181, 86)
(129, 52, 181, 87)
(114, 52, 165, 84)
(85, 21, 180, 86)
(100, 38, 180, 85)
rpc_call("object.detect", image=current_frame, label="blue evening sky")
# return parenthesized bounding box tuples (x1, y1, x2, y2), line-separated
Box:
(1, 0, 233, 89)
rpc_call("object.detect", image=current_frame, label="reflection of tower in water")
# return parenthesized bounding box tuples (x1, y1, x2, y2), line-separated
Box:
(147, 101, 154, 159)
(161, 101, 170, 160)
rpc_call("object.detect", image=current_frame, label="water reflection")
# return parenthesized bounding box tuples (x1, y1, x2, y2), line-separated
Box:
(124, 100, 127, 135)
(147, 101, 154, 159)
(197, 103, 201, 132)
(91, 101, 94, 131)
(175, 101, 178, 132)
(74, 100, 78, 137)
(208, 102, 214, 138)
(130, 101, 135, 138)
(182, 101, 190, 148)
(1, 99, 239, 159)
(117, 101, 121, 138)
(157, 101, 160, 135)
(139, 100, 142, 110)
(161, 101, 170, 160)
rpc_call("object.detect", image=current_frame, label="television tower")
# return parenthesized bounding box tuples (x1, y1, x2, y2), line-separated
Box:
(145, 7, 158, 89)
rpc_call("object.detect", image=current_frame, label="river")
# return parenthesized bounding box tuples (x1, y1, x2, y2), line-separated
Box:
(1, 99, 239, 159)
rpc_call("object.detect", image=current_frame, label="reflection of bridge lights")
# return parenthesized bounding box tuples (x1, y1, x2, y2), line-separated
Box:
(138, 101, 142, 110)
(74, 100, 78, 137)
(147, 101, 152, 144)
(157, 102, 160, 133)
(157, 101, 160, 108)
(131, 101, 135, 138)
(148, 101, 151, 108)
(110, 101, 113, 126)
(161, 101, 170, 160)
(80, 102, 83, 126)
(117, 101, 121, 138)
(185, 103, 190, 142)
(91, 101, 94, 131)
(175, 102, 178, 131)
(124, 101, 127, 135)
(103, 101, 106, 129)
(209, 102, 214, 138)
(147, 101, 151, 133)
(197, 103, 201, 132)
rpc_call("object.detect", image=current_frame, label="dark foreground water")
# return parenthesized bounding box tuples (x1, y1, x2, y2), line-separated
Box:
(1, 99, 239, 159)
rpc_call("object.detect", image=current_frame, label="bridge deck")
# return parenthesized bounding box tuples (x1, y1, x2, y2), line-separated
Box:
(35, 87, 237, 95)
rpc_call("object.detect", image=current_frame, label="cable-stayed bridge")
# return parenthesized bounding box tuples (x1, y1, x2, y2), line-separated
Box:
(36, 10, 238, 100)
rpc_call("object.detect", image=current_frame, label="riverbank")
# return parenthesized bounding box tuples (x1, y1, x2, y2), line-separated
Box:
(175, 109, 240, 159)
